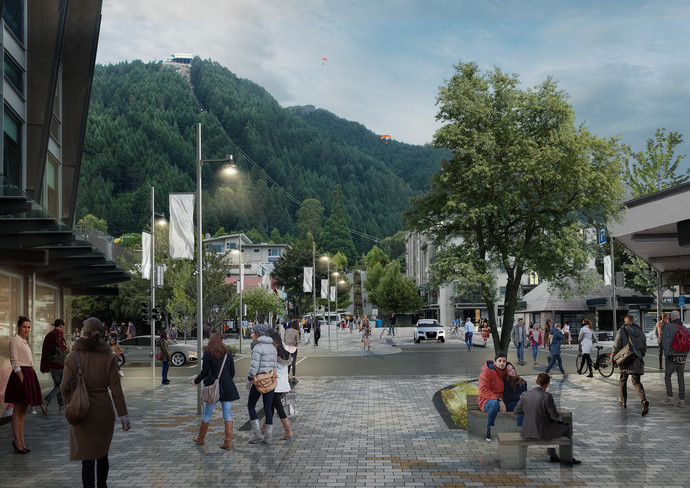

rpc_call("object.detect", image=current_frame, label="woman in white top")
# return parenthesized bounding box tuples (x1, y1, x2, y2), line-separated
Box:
(264, 331, 293, 440)
(577, 319, 597, 377)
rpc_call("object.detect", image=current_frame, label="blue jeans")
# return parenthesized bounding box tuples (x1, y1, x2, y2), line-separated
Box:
(161, 360, 169, 382)
(44, 368, 64, 406)
(483, 399, 500, 430)
(465, 332, 473, 349)
(388, 324, 396, 336)
(202, 400, 233, 422)
(545, 353, 565, 374)
(504, 401, 524, 427)
(516, 341, 524, 362)
(532, 344, 539, 360)
(247, 385, 275, 424)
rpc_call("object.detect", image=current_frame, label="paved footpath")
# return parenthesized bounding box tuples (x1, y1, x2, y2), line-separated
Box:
(2, 328, 689, 487)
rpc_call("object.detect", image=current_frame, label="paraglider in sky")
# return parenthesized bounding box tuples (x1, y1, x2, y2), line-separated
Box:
(321, 57, 328, 65)
(381, 134, 392, 144)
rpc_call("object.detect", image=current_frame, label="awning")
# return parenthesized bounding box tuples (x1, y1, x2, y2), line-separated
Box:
(0, 193, 131, 293)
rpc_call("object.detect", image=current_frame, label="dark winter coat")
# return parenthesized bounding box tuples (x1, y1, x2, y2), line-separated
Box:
(514, 385, 570, 441)
(193, 350, 240, 402)
(612, 323, 647, 375)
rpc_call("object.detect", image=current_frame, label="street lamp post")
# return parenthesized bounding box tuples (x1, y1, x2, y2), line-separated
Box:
(232, 236, 244, 354)
(195, 122, 236, 414)
(333, 271, 339, 350)
(149, 186, 167, 382)
(320, 255, 331, 348)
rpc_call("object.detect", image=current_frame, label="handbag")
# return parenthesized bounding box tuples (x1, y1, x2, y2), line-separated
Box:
(155, 352, 164, 361)
(65, 352, 90, 425)
(49, 345, 69, 365)
(613, 328, 639, 369)
(200, 354, 228, 404)
(282, 392, 297, 417)
(252, 369, 277, 394)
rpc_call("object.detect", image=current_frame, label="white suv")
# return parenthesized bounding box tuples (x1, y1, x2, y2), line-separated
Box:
(414, 319, 445, 343)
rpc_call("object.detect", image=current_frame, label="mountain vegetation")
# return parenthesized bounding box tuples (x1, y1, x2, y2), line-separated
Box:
(78, 57, 444, 257)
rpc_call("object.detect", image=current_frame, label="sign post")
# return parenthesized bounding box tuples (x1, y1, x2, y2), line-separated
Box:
(680, 295, 686, 322)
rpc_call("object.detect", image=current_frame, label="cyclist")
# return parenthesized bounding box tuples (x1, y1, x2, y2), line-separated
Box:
(452, 316, 460, 334)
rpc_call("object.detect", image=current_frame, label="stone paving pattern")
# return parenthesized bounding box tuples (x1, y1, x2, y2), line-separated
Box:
(2, 326, 689, 487)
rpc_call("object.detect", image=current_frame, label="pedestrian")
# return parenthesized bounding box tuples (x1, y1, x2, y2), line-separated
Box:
(40, 318, 70, 414)
(284, 321, 300, 381)
(389, 312, 397, 336)
(481, 319, 490, 346)
(661, 310, 687, 408)
(303, 318, 312, 344)
(157, 330, 171, 385)
(464, 317, 474, 351)
(169, 326, 177, 341)
(191, 332, 239, 449)
(6, 316, 43, 454)
(577, 319, 597, 377)
(511, 318, 527, 365)
(563, 321, 571, 347)
(313, 316, 322, 347)
(528, 322, 539, 365)
(656, 313, 670, 369)
(109, 338, 125, 377)
(478, 353, 507, 441)
(452, 316, 460, 333)
(60, 317, 130, 488)
(514, 373, 582, 465)
(118, 323, 127, 342)
(544, 323, 568, 379)
(126, 320, 136, 339)
(503, 362, 527, 426)
(246, 323, 278, 444)
(263, 331, 294, 440)
(612, 315, 649, 416)
(361, 315, 371, 351)
(543, 322, 551, 349)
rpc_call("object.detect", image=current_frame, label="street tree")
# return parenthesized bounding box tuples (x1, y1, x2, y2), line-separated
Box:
(373, 261, 423, 314)
(270, 235, 315, 317)
(364, 245, 390, 269)
(405, 61, 625, 354)
(380, 231, 407, 264)
(363, 261, 385, 306)
(240, 286, 285, 323)
(319, 185, 357, 264)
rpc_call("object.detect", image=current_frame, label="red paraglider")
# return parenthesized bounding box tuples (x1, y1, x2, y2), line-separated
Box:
(381, 134, 392, 144)
(321, 57, 328, 65)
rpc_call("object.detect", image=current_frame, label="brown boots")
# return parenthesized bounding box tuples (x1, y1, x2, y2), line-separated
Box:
(219, 421, 233, 449)
(193, 421, 209, 445)
(279, 418, 292, 440)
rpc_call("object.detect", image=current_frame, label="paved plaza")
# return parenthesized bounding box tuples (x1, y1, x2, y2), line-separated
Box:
(2, 327, 689, 487)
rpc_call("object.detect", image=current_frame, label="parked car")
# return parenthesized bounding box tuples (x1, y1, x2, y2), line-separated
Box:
(118, 335, 198, 367)
(413, 319, 445, 343)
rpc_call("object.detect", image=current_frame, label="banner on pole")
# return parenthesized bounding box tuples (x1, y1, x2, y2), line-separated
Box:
(330, 285, 336, 302)
(169, 193, 196, 259)
(142, 232, 151, 280)
(321, 279, 328, 299)
(303, 267, 313, 292)
(603, 255, 612, 286)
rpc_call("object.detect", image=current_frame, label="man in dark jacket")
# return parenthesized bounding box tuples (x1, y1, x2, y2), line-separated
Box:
(613, 315, 649, 416)
(544, 324, 567, 378)
(514, 373, 581, 465)
(40, 319, 70, 414)
(661, 310, 687, 408)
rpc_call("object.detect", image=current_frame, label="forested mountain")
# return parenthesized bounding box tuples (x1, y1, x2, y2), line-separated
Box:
(78, 57, 444, 256)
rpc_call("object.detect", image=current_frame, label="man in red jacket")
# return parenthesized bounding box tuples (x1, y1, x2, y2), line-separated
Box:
(479, 353, 507, 441)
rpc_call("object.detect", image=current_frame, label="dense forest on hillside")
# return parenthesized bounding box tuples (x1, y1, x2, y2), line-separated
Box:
(77, 58, 444, 256)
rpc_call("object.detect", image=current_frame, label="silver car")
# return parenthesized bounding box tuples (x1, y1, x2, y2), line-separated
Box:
(118, 335, 198, 367)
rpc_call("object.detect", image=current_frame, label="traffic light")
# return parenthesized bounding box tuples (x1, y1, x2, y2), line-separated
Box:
(140, 301, 150, 322)
(151, 308, 162, 321)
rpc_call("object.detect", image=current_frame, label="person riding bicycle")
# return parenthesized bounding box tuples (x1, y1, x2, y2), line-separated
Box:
(452, 316, 460, 331)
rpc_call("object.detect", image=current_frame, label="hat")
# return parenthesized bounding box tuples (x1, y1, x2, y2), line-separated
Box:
(252, 323, 271, 336)
(495, 353, 507, 360)
(671, 310, 681, 321)
(52, 319, 65, 327)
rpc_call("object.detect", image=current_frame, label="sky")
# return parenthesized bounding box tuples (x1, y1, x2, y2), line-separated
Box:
(97, 0, 690, 170)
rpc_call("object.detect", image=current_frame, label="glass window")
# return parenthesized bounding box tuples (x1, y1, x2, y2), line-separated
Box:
(45, 155, 60, 217)
(2, 0, 25, 43)
(269, 248, 282, 257)
(31, 282, 59, 360)
(0, 272, 23, 368)
(528, 272, 539, 286)
(254, 248, 260, 253)
(4, 55, 23, 95)
(3, 108, 22, 189)
(227, 243, 236, 250)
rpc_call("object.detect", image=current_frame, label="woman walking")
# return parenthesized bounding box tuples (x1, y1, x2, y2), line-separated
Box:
(157, 330, 171, 384)
(283, 321, 300, 382)
(246, 324, 277, 444)
(191, 332, 239, 449)
(542, 322, 551, 349)
(528, 322, 540, 365)
(61, 318, 130, 488)
(361, 315, 371, 351)
(577, 319, 597, 377)
(6, 316, 42, 454)
(109, 338, 125, 377)
(263, 331, 294, 440)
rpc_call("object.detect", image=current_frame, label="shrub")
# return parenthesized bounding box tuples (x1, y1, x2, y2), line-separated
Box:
(441, 381, 478, 429)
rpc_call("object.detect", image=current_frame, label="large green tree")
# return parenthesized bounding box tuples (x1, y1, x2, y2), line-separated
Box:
(405, 61, 625, 353)
(296, 198, 324, 242)
(319, 185, 357, 264)
(240, 286, 285, 323)
(270, 236, 316, 317)
(371, 261, 423, 314)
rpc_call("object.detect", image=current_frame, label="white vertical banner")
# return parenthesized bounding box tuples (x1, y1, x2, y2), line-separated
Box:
(603, 255, 612, 286)
(169, 193, 196, 259)
(303, 267, 313, 292)
(142, 232, 151, 280)
(321, 279, 329, 299)
(330, 285, 336, 302)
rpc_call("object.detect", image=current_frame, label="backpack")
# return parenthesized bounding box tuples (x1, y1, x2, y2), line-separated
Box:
(65, 351, 90, 425)
(671, 323, 690, 354)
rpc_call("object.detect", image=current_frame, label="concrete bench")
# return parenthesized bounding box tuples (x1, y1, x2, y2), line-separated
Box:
(497, 432, 572, 469)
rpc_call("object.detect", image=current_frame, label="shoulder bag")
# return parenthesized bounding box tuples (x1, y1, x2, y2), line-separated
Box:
(613, 328, 639, 369)
(200, 353, 228, 404)
(282, 392, 297, 417)
(252, 369, 277, 394)
(65, 351, 90, 425)
(49, 343, 69, 365)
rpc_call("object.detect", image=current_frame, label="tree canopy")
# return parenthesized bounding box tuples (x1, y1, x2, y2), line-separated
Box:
(405, 61, 625, 353)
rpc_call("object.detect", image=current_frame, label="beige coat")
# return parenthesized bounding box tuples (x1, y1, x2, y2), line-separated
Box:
(60, 340, 128, 460)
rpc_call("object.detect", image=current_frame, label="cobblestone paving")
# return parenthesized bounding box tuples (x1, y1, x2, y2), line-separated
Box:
(2, 366, 689, 488)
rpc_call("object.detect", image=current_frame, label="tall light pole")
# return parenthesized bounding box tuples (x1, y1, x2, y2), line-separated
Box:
(320, 255, 331, 348)
(149, 187, 166, 381)
(333, 271, 339, 349)
(232, 236, 244, 353)
(195, 122, 236, 414)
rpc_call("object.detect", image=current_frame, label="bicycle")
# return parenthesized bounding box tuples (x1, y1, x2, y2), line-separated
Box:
(446, 326, 460, 336)
(575, 345, 614, 377)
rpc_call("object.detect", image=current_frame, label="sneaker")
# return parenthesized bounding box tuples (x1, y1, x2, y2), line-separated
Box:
(118, 370, 125, 377)
(40, 401, 48, 415)
(485, 429, 491, 442)
(678, 400, 685, 408)
(642, 401, 650, 417)
(662, 396, 675, 406)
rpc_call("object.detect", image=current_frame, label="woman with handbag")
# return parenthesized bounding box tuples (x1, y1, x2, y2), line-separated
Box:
(527, 322, 539, 365)
(5, 316, 43, 454)
(157, 329, 171, 384)
(246, 323, 277, 444)
(262, 331, 293, 440)
(191, 332, 239, 449)
(60, 318, 130, 488)
(577, 319, 597, 377)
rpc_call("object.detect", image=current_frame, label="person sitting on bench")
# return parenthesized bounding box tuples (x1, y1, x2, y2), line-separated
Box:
(514, 373, 582, 465)
(478, 353, 508, 441)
